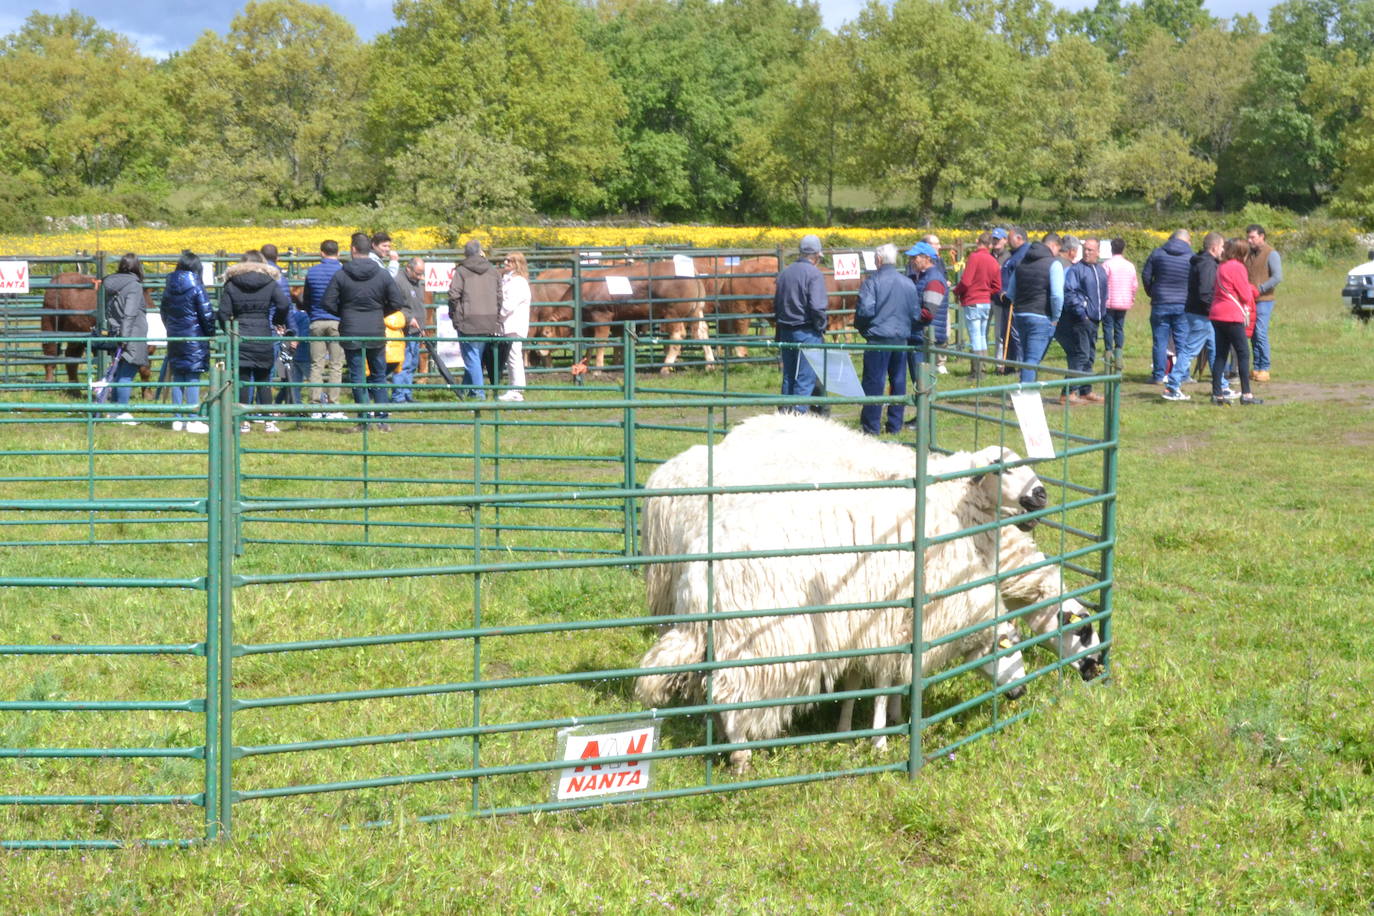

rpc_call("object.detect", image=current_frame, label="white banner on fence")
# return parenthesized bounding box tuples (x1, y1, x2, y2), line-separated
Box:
(1010, 390, 1057, 459)
(433, 307, 464, 368)
(604, 275, 633, 297)
(201, 263, 216, 287)
(862, 250, 877, 272)
(582, 251, 602, 266)
(672, 254, 696, 277)
(554, 722, 658, 802)
(832, 252, 860, 281)
(425, 261, 456, 293)
(0, 261, 29, 293)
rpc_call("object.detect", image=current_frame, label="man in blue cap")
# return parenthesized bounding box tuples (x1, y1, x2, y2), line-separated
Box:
(773, 234, 828, 411)
(906, 235, 949, 374)
(901, 241, 942, 387)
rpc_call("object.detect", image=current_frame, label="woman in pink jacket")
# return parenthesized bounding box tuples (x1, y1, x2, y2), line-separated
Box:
(1209, 238, 1261, 406)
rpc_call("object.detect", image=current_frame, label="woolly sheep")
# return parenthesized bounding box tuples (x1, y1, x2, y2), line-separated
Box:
(634, 441, 1049, 772)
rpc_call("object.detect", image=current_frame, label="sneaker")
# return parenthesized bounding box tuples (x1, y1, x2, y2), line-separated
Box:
(115, 412, 138, 426)
(262, 421, 280, 434)
(240, 421, 251, 433)
(497, 391, 522, 402)
(1251, 369, 1270, 382)
(1220, 388, 1241, 401)
(1240, 396, 1264, 405)
(1211, 396, 1231, 406)
(185, 421, 209, 434)
(309, 412, 325, 419)
(936, 363, 949, 375)
(1161, 389, 1190, 402)
(172, 420, 185, 432)
(325, 411, 349, 420)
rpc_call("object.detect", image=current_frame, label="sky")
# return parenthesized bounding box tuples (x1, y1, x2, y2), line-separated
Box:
(2, 0, 1274, 59)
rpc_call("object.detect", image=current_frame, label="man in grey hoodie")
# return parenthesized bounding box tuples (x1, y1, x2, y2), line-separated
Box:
(447, 239, 501, 399)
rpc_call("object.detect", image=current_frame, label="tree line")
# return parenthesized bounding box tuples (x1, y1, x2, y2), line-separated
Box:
(2, 0, 1373, 235)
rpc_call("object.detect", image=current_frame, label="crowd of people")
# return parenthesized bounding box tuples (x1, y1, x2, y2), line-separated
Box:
(773, 222, 1281, 425)
(99, 232, 534, 430)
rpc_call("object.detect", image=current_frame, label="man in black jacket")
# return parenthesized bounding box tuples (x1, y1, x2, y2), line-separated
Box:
(1165, 232, 1237, 401)
(322, 232, 407, 429)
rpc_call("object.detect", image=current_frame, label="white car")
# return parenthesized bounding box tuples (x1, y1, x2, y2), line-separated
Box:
(1343, 250, 1374, 321)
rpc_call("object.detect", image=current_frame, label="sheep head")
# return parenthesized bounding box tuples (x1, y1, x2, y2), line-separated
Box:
(965, 445, 1048, 531)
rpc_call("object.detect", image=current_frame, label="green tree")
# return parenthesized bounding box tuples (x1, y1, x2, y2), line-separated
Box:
(368, 0, 625, 215)
(847, 0, 1016, 219)
(1028, 35, 1121, 207)
(386, 114, 536, 238)
(1109, 126, 1214, 210)
(0, 12, 169, 196)
(1310, 51, 1374, 226)
(166, 0, 370, 209)
(736, 32, 855, 223)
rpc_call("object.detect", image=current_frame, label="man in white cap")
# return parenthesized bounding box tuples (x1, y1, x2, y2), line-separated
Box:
(772, 234, 828, 411)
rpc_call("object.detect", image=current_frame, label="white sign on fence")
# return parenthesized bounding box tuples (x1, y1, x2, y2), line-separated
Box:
(425, 261, 456, 293)
(1010, 390, 1057, 459)
(201, 263, 216, 287)
(832, 252, 860, 282)
(582, 251, 602, 266)
(0, 261, 30, 294)
(862, 250, 877, 272)
(554, 722, 658, 802)
(433, 307, 464, 368)
(145, 311, 167, 347)
(604, 275, 633, 297)
(672, 254, 696, 277)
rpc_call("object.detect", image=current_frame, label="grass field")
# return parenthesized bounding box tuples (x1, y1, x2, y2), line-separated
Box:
(2, 261, 1374, 913)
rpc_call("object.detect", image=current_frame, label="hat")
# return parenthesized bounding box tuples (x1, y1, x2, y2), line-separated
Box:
(905, 241, 938, 259)
(799, 234, 823, 256)
(991, 227, 1008, 240)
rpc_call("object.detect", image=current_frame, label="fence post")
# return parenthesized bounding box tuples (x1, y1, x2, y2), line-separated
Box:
(908, 360, 933, 779)
(622, 322, 637, 558)
(209, 351, 238, 838)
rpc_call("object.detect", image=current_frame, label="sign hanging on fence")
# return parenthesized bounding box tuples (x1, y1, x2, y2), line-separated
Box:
(1009, 390, 1057, 459)
(604, 275, 633, 297)
(425, 262, 456, 293)
(554, 721, 658, 802)
(832, 253, 860, 281)
(672, 255, 696, 277)
(862, 250, 877, 272)
(0, 261, 29, 293)
(201, 263, 216, 287)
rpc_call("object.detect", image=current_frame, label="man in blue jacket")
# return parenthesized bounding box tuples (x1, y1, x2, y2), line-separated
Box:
(855, 243, 920, 434)
(1060, 238, 1109, 403)
(303, 239, 346, 414)
(1142, 229, 1193, 384)
(773, 234, 829, 412)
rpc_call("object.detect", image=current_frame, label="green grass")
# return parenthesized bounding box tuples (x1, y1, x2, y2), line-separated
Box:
(3, 264, 1374, 912)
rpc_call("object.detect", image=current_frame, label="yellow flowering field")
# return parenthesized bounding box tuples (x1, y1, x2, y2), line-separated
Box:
(0, 225, 997, 258)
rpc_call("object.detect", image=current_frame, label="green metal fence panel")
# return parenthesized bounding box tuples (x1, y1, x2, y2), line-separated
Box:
(1, 253, 1115, 848)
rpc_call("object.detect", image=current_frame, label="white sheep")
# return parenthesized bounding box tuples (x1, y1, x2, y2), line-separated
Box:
(634, 443, 1049, 772)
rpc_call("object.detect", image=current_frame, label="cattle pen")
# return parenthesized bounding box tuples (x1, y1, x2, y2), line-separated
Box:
(0, 249, 1118, 849)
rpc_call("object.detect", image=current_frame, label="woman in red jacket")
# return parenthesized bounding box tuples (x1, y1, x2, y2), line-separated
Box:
(1209, 238, 1261, 406)
(952, 231, 1002, 380)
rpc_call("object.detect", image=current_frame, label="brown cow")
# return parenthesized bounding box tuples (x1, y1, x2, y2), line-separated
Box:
(531, 262, 716, 374)
(41, 273, 156, 390)
(691, 256, 860, 357)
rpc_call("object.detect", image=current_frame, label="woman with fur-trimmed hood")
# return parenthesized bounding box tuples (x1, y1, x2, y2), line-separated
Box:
(220, 250, 291, 428)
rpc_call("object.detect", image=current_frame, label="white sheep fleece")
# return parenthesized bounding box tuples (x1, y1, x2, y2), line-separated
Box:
(634, 440, 1041, 772)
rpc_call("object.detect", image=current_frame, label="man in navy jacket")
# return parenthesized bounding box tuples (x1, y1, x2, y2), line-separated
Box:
(1060, 238, 1109, 403)
(855, 243, 919, 434)
(1142, 229, 1193, 384)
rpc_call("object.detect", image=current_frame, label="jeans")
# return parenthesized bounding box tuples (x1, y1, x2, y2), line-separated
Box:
(344, 346, 390, 417)
(1102, 310, 1127, 353)
(1011, 313, 1053, 383)
(308, 319, 344, 404)
(170, 368, 201, 418)
(389, 339, 420, 403)
(860, 338, 908, 434)
(1055, 316, 1098, 396)
(962, 304, 991, 353)
(1149, 303, 1186, 382)
(776, 324, 822, 411)
(112, 360, 140, 407)
(1165, 313, 1213, 391)
(459, 340, 488, 399)
(1251, 299, 1274, 370)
